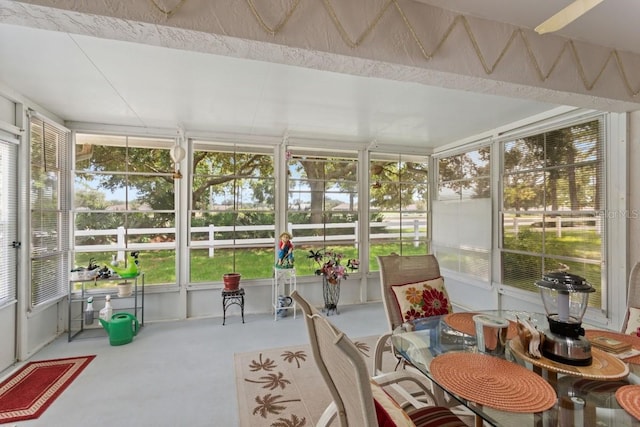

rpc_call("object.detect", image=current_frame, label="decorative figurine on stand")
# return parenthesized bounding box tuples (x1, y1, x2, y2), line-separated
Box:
(276, 231, 294, 268)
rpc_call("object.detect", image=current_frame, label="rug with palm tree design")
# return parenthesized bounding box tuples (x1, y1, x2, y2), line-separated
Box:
(234, 335, 384, 427)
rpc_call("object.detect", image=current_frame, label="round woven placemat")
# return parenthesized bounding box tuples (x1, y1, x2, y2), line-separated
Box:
(429, 352, 557, 413)
(444, 312, 518, 340)
(584, 329, 640, 365)
(509, 339, 629, 380)
(615, 385, 640, 420)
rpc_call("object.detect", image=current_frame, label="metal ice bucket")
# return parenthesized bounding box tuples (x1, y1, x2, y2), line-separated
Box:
(473, 314, 510, 355)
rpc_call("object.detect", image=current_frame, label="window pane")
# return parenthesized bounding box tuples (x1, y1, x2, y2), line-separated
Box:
(543, 257, 602, 308)
(369, 153, 428, 267)
(76, 135, 127, 171)
(461, 177, 490, 200)
(503, 171, 544, 210)
(286, 150, 359, 276)
(542, 213, 601, 259)
(76, 134, 172, 172)
(32, 211, 59, 254)
(190, 143, 275, 283)
(502, 214, 543, 251)
(503, 138, 544, 173)
(501, 252, 542, 292)
(31, 117, 69, 307)
(438, 182, 460, 201)
(544, 166, 600, 211)
(462, 148, 490, 179)
(545, 122, 601, 167)
(433, 146, 490, 280)
(500, 118, 605, 309)
(434, 245, 489, 281)
(73, 133, 176, 287)
(438, 148, 490, 202)
(439, 155, 463, 181)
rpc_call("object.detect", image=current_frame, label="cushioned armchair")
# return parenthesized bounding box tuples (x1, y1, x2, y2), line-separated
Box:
(373, 254, 477, 424)
(373, 254, 449, 374)
(290, 290, 467, 427)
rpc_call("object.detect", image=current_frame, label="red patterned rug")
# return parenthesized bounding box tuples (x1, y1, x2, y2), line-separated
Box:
(0, 355, 95, 424)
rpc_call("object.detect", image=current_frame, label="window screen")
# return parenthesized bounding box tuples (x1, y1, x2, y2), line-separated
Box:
(369, 153, 429, 271)
(286, 147, 358, 277)
(190, 141, 275, 282)
(73, 133, 176, 288)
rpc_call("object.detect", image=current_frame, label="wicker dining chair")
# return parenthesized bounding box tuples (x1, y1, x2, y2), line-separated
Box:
(622, 261, 640, 334)
(290, 290, 467, 427)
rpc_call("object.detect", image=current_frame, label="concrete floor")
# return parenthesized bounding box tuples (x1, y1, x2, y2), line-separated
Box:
(5, 301, 388, 427)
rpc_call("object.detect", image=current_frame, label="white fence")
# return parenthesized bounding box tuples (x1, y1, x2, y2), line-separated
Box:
(505, 215, 602, 237)
(74, 219, 427, 257)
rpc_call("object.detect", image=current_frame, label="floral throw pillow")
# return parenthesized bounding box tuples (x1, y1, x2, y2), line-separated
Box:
(391, 277, 452, 322)
(624, 307, 640, 335)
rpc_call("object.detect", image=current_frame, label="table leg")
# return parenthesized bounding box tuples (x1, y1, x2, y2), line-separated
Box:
(222, 294, 227, 325)
(222, 290, 245, 325)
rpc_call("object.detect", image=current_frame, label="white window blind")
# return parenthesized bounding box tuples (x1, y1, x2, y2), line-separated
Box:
(30, 115, 69, 307)
(500, 117, 605, 309)
(0, 138, 17, 306)
(432, 146, 491, 281)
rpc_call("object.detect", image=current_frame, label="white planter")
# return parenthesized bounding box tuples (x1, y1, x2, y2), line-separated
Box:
(117, 282, 133, 297)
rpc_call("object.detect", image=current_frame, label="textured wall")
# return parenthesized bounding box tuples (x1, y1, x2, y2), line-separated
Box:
(4, 0, 640, 111)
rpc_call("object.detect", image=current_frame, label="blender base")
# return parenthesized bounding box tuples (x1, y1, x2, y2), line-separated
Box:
(541, 332, 593, 366)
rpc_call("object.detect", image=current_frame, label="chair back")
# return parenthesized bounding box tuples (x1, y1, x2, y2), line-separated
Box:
(622, 261, 640, 333)
(377, 254, 441, 331)
(291, 290, 379, 426)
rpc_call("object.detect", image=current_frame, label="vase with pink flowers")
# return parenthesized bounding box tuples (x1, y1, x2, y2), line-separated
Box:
(308, 250, 359, 315)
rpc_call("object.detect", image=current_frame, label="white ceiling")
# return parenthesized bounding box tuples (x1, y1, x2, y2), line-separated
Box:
(0, 0, 638, 149)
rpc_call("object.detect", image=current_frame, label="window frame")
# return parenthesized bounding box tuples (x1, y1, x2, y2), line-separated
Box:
(367, 151, 430, 271)
(497, 113, 607, 312)
(71, 131, 177, 290)
(29, 112, 70, 308)
(189, 140, 276, 282)
(283, 146, 360, 277)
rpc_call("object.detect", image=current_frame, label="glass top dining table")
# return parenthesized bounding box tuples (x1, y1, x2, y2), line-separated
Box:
(391, 310, 640, 427)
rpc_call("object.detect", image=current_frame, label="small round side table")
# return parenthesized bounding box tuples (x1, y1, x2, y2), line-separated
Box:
(222, 288, 245, 325)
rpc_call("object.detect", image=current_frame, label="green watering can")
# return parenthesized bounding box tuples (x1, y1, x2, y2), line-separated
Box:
(111, 251, 140, 279)
(100, 312, 140, 346)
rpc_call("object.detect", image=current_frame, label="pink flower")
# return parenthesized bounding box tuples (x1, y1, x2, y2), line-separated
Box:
(310, 249, 352, 281)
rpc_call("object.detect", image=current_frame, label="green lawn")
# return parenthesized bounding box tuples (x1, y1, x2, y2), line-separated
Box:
(73, 242, 427, 288)
(74, 226, 602, 308)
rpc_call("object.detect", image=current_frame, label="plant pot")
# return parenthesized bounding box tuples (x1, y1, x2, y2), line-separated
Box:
(223, 273, 241, 290)
(117, 282, 133, 297)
